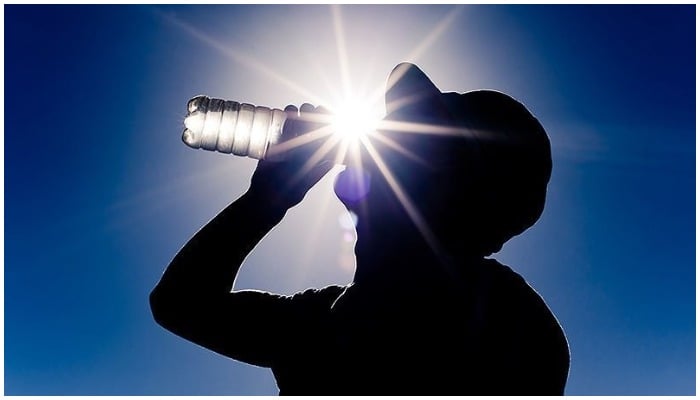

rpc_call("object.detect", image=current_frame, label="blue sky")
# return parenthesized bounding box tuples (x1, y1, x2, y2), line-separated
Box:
(4, 4, 695, 395)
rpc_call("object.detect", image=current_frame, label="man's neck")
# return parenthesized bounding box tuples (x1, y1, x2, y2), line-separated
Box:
(351, 222, 480, 292)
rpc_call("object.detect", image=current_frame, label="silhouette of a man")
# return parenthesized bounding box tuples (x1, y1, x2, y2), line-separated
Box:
(150, 63, 570, 395)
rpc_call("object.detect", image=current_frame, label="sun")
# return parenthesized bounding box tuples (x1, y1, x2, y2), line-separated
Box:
(330, 97, 383, 143)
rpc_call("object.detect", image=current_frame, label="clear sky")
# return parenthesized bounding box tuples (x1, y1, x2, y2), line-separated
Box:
(4, 4, 695, 395)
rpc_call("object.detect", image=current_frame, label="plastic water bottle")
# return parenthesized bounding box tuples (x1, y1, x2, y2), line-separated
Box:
(182, 95, 288, 160)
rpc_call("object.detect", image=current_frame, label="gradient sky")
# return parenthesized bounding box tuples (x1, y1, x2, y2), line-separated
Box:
(5, 4, 695, 395)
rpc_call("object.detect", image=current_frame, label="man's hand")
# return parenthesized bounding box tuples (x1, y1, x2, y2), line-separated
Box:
(248, 103, 334, 210)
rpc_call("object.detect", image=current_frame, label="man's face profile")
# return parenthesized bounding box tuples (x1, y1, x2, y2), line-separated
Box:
(333, 63, 551, 257)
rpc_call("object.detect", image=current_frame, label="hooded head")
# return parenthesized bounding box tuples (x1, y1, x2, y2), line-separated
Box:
(334, 63, 551, 258)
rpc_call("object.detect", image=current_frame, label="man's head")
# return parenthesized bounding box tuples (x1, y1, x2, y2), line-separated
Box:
(334, 63, 551, 257)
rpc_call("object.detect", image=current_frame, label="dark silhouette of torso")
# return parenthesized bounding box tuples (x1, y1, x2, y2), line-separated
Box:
(268, 258, 567, 395)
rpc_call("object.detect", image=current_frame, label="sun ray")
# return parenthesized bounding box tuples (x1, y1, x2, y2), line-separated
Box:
(331, 4, 352, 97)
(287, 128, 343, 187)
(154, 8, 328, 106)
(404, 5, 465, 64)
(301, 46, 340, 105)
(368, 131, 429, 166)
(377, 119, 490, 140)
(332, 134, 352, 166)
(293, 166, 349, 289)
(265, 120, 335, 157)
(365, 5, 465, 110)
(358, 135, 464, 278)
(383, 92, 430, 117)
(358, 136, 444, 257)
(109, 157, 238, 213)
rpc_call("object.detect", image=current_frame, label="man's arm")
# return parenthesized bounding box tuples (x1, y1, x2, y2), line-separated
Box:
(149, 104, 333, 367)
(149, 190, 287, 365)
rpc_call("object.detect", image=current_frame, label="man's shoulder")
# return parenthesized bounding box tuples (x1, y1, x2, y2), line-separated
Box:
(288, 284, 348, 309)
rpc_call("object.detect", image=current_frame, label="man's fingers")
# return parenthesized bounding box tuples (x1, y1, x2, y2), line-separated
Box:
(281, 103, 336, 156)
(281, 104, 300, 142)
(299, 103, 315, 114)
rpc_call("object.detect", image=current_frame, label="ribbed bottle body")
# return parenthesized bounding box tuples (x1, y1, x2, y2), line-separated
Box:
(183, 95, 287, 160)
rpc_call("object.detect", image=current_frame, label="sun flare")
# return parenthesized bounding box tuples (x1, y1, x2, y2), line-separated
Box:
(162, 6, 464, 276)
(330, 98, 383, 142)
